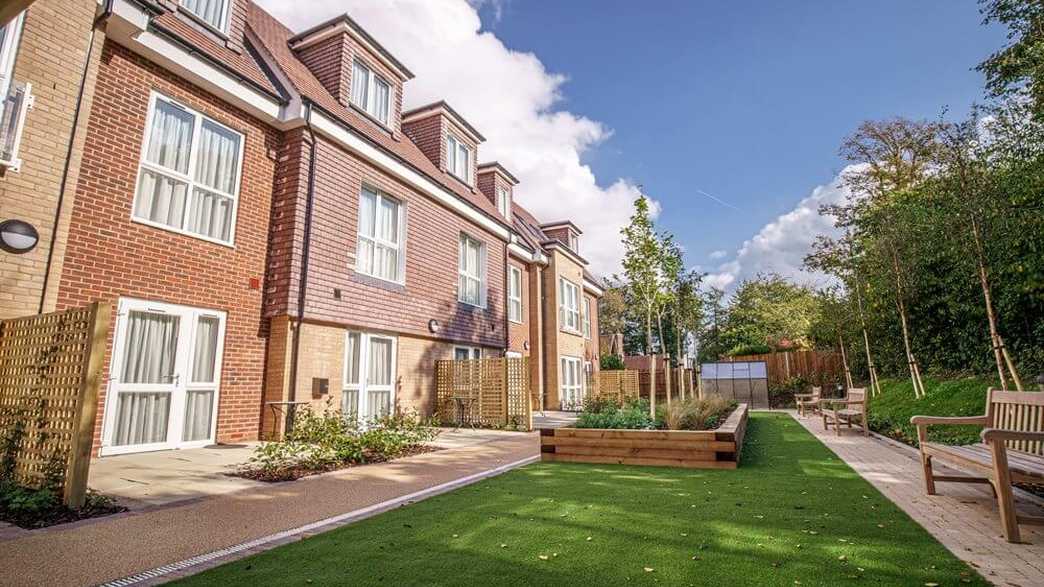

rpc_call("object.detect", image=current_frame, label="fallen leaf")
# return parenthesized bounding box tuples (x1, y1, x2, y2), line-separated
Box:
(586, 536, 593, 541)
(539, 555, 549, 561)
(500, 544, 507, 548)
(838, 555, 847, 561)
(644, 567, 655, 573)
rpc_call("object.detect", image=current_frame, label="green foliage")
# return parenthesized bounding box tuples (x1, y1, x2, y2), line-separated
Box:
(656, 397, 736, 431)
(867, 376, 994, 446)
(178, 414, 989, 587)
(978, 0, 1044, 118)
(0, 479, 123, 529)
(725, 343, 773, 357)
(711, 274, 822, 357)
(575, 397, 655, 430)
(599, 354, 625, 370)
(768, 376, 813, 409)
(242, 406, 440, 482)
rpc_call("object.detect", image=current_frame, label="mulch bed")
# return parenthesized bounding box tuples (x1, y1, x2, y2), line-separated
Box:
(231, 444, 442, 483)
(0, 492, 127, 530)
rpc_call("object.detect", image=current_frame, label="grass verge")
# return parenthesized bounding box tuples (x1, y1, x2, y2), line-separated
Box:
(867, 376, 994, 446)
(175, 413, 983, 586)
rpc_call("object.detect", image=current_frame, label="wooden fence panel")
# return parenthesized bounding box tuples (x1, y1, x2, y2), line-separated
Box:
(435, 357, 531, 430)
(595, 370, 639, 404)
(725, 350, 842, 386)
(0, 302, 110, 507)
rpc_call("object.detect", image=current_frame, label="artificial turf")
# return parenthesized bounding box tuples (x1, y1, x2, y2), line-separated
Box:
(176, 413, 985, 586)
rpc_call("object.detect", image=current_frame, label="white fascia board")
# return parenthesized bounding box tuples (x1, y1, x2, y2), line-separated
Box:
(310, 111, 510, 241)
(508, 241, 547, 265)
(106, 0, 283, 123)
(583, 279, 604, 297)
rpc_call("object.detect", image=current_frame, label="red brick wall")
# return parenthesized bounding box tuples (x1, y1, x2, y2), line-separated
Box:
(543, 226, 572, 246)
(56, 41, 279, 453)
(402, 113, 442, 171)
(477, 168, 513, 221)
(266, 133, 508, 348)
(295, 34, 351, 105)
(508, 257, 530, 355)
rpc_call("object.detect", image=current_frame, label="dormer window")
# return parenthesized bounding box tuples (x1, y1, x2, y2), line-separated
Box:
(351, 60, 391, 125)
(569, 232, 579, 253)
(496, 187, 511, 218)
(181, 0, 231, 33)
(446, 134, 471, 184)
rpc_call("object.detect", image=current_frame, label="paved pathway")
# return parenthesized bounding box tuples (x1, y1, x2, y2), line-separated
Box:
(0, 432, 538, 587)
(792, 411, 1044, 587)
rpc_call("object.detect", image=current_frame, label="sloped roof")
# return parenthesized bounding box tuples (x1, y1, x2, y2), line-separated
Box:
(245, 2, 505, 223)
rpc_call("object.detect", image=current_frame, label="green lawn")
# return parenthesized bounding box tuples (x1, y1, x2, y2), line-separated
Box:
(177, 413, 984, 586)
(867, 376, 994, 446)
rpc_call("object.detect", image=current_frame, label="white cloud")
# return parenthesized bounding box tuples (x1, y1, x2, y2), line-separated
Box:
(255, 0, 645, 276)
(704, 167, 856, 292)
(708, 249, 727, 260)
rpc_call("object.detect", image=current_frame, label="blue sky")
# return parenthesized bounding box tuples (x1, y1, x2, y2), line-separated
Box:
(476, 0, 1006, 280)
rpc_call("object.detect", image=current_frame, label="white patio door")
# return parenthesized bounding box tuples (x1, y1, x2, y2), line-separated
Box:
(342, 331, 397, 422)
(102, 298, 226, 455)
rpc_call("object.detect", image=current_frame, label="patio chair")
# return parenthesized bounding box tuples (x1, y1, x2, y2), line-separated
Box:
(795, 386, 821, 417)
(820, 388, 867, 437)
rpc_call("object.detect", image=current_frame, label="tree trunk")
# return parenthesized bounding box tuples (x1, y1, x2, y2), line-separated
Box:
(675, 317, 685, 401)
(890, 244, 924, 398)
(646, 312, 656, 418)
(971, 217, 1023, 391)
(838, 333, 854, 389)
(657, 311, 671, 408)
(854, 278, 881, 396)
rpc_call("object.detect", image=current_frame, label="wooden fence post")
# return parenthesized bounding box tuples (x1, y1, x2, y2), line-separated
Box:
(65, 301, 111, 508)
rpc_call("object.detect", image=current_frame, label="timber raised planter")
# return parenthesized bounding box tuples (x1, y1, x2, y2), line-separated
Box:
(540, 403, 749, 469)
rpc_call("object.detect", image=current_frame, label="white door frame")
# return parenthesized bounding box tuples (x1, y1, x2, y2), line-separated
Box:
(560, 355, 585, 411)
(343, 330, 398, 421)
(100, 298, 227, 456)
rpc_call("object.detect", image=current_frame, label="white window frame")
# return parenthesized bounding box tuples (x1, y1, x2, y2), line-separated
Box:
(100, 298, 227, 456)
(446, 134, 472, 185)
(496, 186, 511, 218)
(559, 277, 581, 333)
(508, 266, 523, 323)
(458, 233, 487, 308)
(351, 59, 392, 126)
(355, 185, 406, 284)
(180, 0, 232, 35)
(560, 355, 585, 410)
(569, 232, 580, 253)
(582, 296, 592, 339)
(454, 346, 482, 361)
(132, 92, 245, 246)
(0, 12, 24, 99)
(342, 331, 398, 422)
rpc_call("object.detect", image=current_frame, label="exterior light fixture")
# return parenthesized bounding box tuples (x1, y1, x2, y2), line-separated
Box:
(428, 319, 440, 334)
(0, 219, 39, 254)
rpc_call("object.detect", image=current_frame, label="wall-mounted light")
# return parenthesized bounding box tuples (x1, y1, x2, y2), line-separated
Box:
(0, 219, 39, 254)
(523, 341, 530, 351)
(428, 319, 440, 334)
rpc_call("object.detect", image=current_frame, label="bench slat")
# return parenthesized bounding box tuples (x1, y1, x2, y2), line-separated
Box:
(924, 442, 1044, 481)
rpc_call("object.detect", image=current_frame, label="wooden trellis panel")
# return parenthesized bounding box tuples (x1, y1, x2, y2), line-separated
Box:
(435, 357, 531, 430)
(595, 370, 639, 404)
(0, 302, 110, 507)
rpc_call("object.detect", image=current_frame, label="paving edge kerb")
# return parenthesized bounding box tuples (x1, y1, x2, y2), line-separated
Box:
(101, 454, 540, 586)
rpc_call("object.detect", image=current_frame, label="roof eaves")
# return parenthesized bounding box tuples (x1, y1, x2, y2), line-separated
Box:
(288, 13, 415, 80)
(402, 100, 486, 143)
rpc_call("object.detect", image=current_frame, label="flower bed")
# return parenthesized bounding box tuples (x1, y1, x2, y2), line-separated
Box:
(540, 403, 749, 469)
(0, 481, 125, 529)
(233, 407, 441, 482)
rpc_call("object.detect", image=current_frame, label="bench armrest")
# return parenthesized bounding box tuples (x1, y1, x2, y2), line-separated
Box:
(981, 428, 1044, 444)
(910, 415, 987, 426)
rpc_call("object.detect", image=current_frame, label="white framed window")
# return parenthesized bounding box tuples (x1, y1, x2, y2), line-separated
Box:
(132, 93, 244, 245)
(446, 134, 471, 184)
(0, 12, 31, 171)
(356, 185, 405, 283)
(559, 277, 581, 333)
(560, 356, 584, 410)
(496, 186, 511, 218)
(351, 60, 391, 125)
(0, 12, 23, 99)
(454, 346, 482, 361)
(582, 297, 592, 339)
(458, 233, 486, 307)
(508, 266, 523, 323)
(343, 331, 397, 421)
(569, 232, 580, 253)
(180, 0, 231, 34)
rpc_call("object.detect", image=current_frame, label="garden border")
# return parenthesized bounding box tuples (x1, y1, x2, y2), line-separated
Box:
(539, 403, 749, 469)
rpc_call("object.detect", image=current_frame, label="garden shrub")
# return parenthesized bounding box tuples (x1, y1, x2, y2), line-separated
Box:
(600, 354, 625, 370)
(768, 376, 811, 409)
(575, 398, 655, 430)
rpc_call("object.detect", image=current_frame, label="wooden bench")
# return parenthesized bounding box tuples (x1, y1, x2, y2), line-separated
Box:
(821, 388, 868, 437)
(912, 388, 1044, 543)
(795, 386, 821, 418)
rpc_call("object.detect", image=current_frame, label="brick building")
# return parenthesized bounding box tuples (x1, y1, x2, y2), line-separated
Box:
(0, 0, 603, 456)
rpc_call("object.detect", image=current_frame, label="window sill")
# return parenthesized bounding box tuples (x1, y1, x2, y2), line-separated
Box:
(131, 216, 236, 249)
(348, 103, 395, 136)
(508, 318, 524, 325)
(350, 270, 406, 293)
(457, 299, 487, 311)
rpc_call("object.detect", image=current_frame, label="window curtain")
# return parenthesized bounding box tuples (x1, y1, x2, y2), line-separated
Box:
(373, 79, 390, 123)
(182, 390, 214, 442)
(375, 197, 399, 280)
(367, 338, 392, 419)
(136, 101, 194, 227)
(114, 392, 170, 446)
(357, 189, 377, 275)
(121, 311, 179, 384)
(352, 61, 369, 108)
(187, 121, 238, 241)
(192, 316, 219, 383)
(343, 333, 360, 415)
(182, 0, 227, 29)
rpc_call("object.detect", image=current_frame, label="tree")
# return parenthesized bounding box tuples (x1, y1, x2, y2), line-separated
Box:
(978, 0, 1044, 118)
(618, 196, 663, 417)
(673, 269, 705, 399)
(696, 287, 728, 362)
(656, 232, 684, 406)
(719, 273, 820, 354)
(835, 117, 942, 398)
(598, 277, 629, 337)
